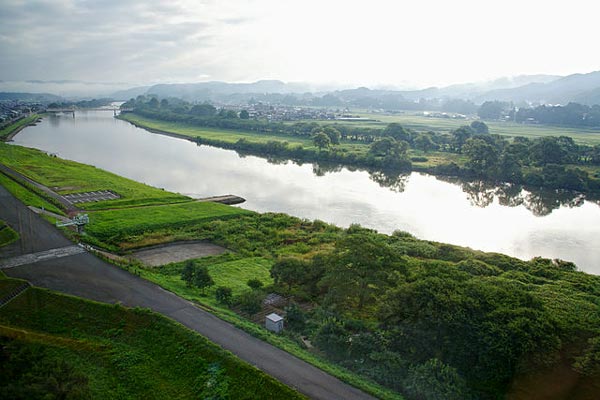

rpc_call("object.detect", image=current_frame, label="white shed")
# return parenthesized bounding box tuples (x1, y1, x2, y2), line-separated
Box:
(265, 313, 284, 333)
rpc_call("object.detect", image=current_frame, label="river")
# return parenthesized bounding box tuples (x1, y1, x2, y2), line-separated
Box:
(10, 110, 600, 274)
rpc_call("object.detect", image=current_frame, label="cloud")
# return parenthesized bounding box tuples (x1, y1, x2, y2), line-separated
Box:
(0, 0, 240, 84)
(1, 0, 599, 91)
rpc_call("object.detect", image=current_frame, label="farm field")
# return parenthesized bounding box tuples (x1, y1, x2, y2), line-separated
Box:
(346, 111, 600, 144)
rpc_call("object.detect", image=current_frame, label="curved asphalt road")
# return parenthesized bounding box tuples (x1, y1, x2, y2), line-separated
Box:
(0, 184, 375, 400)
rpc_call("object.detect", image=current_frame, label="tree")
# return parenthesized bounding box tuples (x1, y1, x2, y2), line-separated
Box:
(148, 97, 159, 108)
(470, 120, 489, 134)
(238, 290, 263, 315)
(239, 109, 250, 119)
(160, 98, 169, 108)
(478, 101, 508, 120)
(190, 103, 216, 117)
(215, 286, 233, 305)
(312, 132, 331, 150)
(320, 230, 404, 310)
(405, 358, 470, 400)
(193, 265, 214, 294)
(247, 278, 264, 290)
(530, 137, 567, 166)
(181, 260, 195, 287)
(413, 133, 437, 153)
(271, 258, 308, 291)
(383, 123, 411, 142)
(284, 303, 306, 332)
(323, 126, 341, 145)
(450, 126, 473, 153)
(462, 137, 498, 175)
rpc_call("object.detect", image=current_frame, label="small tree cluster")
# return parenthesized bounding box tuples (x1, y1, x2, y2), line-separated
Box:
(180, 260, 214, 295)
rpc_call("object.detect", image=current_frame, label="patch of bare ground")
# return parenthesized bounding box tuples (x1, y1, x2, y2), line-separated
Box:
(130, 240, 227, 266)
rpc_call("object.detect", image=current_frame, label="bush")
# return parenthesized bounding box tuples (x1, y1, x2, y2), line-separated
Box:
(237, 290, 264, 315)
(215, 286, 233, 305)
(247, 278, 264, 290)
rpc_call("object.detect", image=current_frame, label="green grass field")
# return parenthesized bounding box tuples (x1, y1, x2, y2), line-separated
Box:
(0, 114, 40, 140)
(120, 113, 314, 146)
(119, 113, 368, 155)
(347, 111, 600, 145)
(86, 201, 252, 242)
(0, 220, 18, 247)
(0, 276, 304, 399)
(0, 143, 190, 209)
(143, 256, 273, 302)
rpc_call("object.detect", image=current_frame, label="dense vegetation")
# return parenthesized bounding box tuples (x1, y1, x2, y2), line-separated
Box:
(47, 98, 113, 109)
(97, 211, 600, 400)
(121, 96, 600, 193)
(479, 100, 600, 128)
(0, 277, 304, 399)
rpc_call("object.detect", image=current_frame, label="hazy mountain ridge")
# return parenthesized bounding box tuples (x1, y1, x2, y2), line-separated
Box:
(114, 72, 600, 106)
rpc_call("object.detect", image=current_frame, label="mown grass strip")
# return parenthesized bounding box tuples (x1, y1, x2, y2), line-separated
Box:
(0, 142, 190, 210)
(86, 201, 252, 242)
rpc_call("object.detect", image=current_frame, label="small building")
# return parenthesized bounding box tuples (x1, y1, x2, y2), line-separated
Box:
(265, 313, 284, 333)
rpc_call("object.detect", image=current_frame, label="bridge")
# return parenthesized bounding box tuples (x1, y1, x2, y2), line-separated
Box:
(46, 107, 132, 116)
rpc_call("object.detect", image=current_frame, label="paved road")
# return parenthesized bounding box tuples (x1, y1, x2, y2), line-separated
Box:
(0, 184, 375, 400)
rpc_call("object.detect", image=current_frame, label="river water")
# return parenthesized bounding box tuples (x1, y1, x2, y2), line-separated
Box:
(10, 110, 600, 274)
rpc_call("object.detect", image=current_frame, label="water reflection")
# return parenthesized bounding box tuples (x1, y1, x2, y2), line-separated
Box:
(434, 176, 592, 217)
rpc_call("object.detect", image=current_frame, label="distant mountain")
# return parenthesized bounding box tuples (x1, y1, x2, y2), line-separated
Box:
(0, 92, 63, 102)
(144, 80, 313, 101)
(111, 86, 151, 100)
(109, 71, 600, 107)
(473, 70, 600, 104)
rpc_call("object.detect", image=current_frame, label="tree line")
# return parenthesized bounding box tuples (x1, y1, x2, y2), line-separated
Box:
(123, 96, 600, 193)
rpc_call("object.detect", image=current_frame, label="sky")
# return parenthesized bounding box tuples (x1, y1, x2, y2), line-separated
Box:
(1, 0, 599, 95)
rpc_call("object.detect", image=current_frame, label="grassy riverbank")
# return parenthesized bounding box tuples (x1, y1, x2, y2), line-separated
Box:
(0, 142, 189, 209)
(0, 114, 40, 140)
(0, 275, 304, 399)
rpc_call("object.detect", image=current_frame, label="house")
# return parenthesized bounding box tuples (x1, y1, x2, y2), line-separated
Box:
(265, 313, 284, 333)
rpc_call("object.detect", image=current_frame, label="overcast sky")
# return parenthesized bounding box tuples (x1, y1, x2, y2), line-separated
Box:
(1, 0, 599, 92)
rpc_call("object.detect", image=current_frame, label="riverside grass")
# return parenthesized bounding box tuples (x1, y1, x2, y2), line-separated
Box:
(86, 201, 251, 243)
(0, 142, 189, 210)
(0, 278, 305, 400)
(0, 114, 40, 140)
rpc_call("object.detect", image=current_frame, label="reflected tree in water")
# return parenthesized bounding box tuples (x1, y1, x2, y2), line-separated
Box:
(312, 163, 343, 177)
(369, 170, 410, 193)
(437, 176, 593, 217)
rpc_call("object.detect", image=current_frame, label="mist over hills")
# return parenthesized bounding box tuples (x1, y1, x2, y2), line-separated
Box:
(5, 70, 600, 108)
(110, 70, 600, 107)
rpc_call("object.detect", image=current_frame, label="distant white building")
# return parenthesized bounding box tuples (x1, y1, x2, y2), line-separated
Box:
(265, 313, 284, 333)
